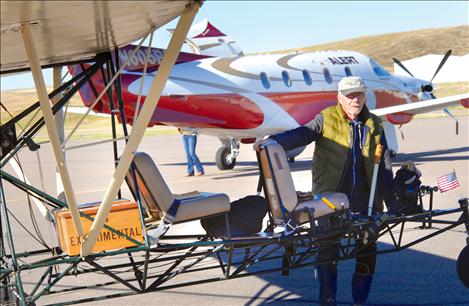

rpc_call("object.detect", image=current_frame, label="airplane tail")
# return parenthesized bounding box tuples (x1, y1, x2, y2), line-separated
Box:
(169, 18, 243, 57)
(67, 64, 106, 114)
(118, 45, 211, 72)
(67, 46, 211, 114)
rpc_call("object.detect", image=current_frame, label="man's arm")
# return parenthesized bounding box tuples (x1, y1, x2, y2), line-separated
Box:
(270, 113, 324, 151)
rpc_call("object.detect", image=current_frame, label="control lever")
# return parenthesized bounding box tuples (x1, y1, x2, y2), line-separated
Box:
(364, 212, 389, 244)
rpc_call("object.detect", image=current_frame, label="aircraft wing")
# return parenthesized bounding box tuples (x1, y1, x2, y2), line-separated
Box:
(371, 93, 469, 117)
(0, 0, 192, 74)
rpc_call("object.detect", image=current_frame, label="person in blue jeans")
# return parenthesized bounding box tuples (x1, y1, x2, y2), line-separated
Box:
(180, 129, 204, 176)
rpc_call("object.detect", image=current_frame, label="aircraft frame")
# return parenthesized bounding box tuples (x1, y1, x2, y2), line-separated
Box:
(1, 163, 468, 304)
(1, 2, 468, 305)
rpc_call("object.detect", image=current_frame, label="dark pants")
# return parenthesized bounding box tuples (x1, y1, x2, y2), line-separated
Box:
(317, 235, 377, 305)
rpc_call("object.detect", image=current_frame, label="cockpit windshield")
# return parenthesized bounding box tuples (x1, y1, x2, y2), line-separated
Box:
(369, 58, 391, 77)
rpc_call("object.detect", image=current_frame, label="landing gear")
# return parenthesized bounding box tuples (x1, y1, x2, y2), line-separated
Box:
(215, 138, 239, 170)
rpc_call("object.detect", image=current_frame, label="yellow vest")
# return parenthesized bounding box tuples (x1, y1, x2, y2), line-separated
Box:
(312, 104, 384, 211)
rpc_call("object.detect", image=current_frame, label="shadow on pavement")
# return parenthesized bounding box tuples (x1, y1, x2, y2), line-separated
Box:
(237, 241, 468, 305)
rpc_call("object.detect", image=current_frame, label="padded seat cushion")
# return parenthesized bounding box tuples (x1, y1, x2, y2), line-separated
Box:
(126, 152, 230, 223)
(174, 192, 230, 223)
(295, 192, 349, 223)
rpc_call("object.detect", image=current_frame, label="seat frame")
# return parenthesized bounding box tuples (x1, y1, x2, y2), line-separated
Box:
(125, 152, 231, 234)
(257, 143, 350, 233)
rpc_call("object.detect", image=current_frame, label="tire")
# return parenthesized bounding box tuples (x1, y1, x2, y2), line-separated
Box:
(215, 147, 236, 170)
(457, 245, 469, 288)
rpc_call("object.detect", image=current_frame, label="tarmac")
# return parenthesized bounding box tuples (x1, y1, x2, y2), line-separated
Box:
(2, 115, 468, 305)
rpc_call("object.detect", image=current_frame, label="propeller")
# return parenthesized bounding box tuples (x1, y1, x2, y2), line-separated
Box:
(429, 49, 452, 83)
(393, 49, 453, 95)
(392, 57, 414, 77)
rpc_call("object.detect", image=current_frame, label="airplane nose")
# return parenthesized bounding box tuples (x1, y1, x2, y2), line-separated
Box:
(422, 84, 433, 92)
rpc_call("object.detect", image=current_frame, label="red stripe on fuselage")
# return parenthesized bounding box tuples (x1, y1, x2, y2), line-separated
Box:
(262, 92, 337, 125)
(374, 90, 417, 124)
(90, 73, 264, 128)
(374, 90, 419, 108)
(153, 94, 264, 129)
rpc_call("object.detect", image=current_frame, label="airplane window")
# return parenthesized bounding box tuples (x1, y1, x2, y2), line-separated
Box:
(282, 70, 292, 87)
(302, 69, 312, 85)
(260, 72, 271, 89)
(369, 58, 391, 77)
(323, 68, 333, 84)
(344, 67, 353, 76)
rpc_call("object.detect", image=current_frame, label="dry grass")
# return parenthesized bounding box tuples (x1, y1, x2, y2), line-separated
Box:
(264, 25, 469, 71)
(434, 81, 469, 97)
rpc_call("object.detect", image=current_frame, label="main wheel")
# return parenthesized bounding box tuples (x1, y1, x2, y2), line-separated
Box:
(215, 147, 236, 170)
(457, 245, 469, 288)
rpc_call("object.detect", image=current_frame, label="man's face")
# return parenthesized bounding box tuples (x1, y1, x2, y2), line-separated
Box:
(337, 91, 366, 120)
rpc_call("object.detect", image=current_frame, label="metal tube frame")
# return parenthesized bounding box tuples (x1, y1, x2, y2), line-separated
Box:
(80, 1, 201, 257)
(0, 204, 466, 304)
(21, 23, 85, 238)
(2, 3, 468, 304)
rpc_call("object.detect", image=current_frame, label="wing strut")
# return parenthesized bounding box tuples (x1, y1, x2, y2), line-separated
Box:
(80, 1, 201, 257)
(21, 24, 85, 237)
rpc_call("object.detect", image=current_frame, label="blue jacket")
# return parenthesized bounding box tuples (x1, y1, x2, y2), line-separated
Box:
(271, 108, 397, 214)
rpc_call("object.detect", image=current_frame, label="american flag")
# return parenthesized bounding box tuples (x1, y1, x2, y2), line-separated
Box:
(436, 171, 460, 193)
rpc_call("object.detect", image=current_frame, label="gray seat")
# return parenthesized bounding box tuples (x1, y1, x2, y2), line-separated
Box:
(258, 143, 349, 225)
(126, 152, 230, 224)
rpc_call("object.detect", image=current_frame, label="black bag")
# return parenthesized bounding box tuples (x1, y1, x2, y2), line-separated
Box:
(201, 195, 268, 237)
(393, 168, 422, 215)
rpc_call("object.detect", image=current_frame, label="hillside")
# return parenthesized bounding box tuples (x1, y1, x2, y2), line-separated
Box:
(267, 25, 469, 71)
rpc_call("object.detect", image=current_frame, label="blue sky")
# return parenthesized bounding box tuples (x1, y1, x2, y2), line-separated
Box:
(1, 1, 467, 90)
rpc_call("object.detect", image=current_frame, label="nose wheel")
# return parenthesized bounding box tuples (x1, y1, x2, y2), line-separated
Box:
(216, 138, 239, 170)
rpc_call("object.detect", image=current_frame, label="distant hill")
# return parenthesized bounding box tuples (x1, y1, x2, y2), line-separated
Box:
(266, 25, 469, 71)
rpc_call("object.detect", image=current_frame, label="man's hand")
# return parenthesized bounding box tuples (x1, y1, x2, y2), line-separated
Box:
(253, 138, 277, 152)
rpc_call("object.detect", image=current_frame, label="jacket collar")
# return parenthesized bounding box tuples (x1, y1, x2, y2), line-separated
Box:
(334, 104, 372, 124)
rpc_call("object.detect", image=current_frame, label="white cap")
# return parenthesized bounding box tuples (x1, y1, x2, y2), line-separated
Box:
(338, 76, 366, 95)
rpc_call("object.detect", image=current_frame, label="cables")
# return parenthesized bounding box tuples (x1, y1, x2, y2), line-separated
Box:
(13, 155, 51, 248)
(6, 207, 50, 250)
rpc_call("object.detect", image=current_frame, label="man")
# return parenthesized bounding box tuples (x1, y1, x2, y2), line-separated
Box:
(255, 76, 397, 305)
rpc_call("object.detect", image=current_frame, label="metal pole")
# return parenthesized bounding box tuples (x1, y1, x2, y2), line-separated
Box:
(101, 63, 122, 199)
(80, 2, 200, 257)
(368, 144, 383, 216)
(21, 24, 85, 238)
(53, 66, 66, 203)
(0, 180, 27, 305)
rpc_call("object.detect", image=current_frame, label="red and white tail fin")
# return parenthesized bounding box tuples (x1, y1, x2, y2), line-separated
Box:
(169, 18, 243, 57)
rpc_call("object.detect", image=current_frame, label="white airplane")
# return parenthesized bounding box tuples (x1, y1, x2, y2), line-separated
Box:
(70, 19, 469, 170)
